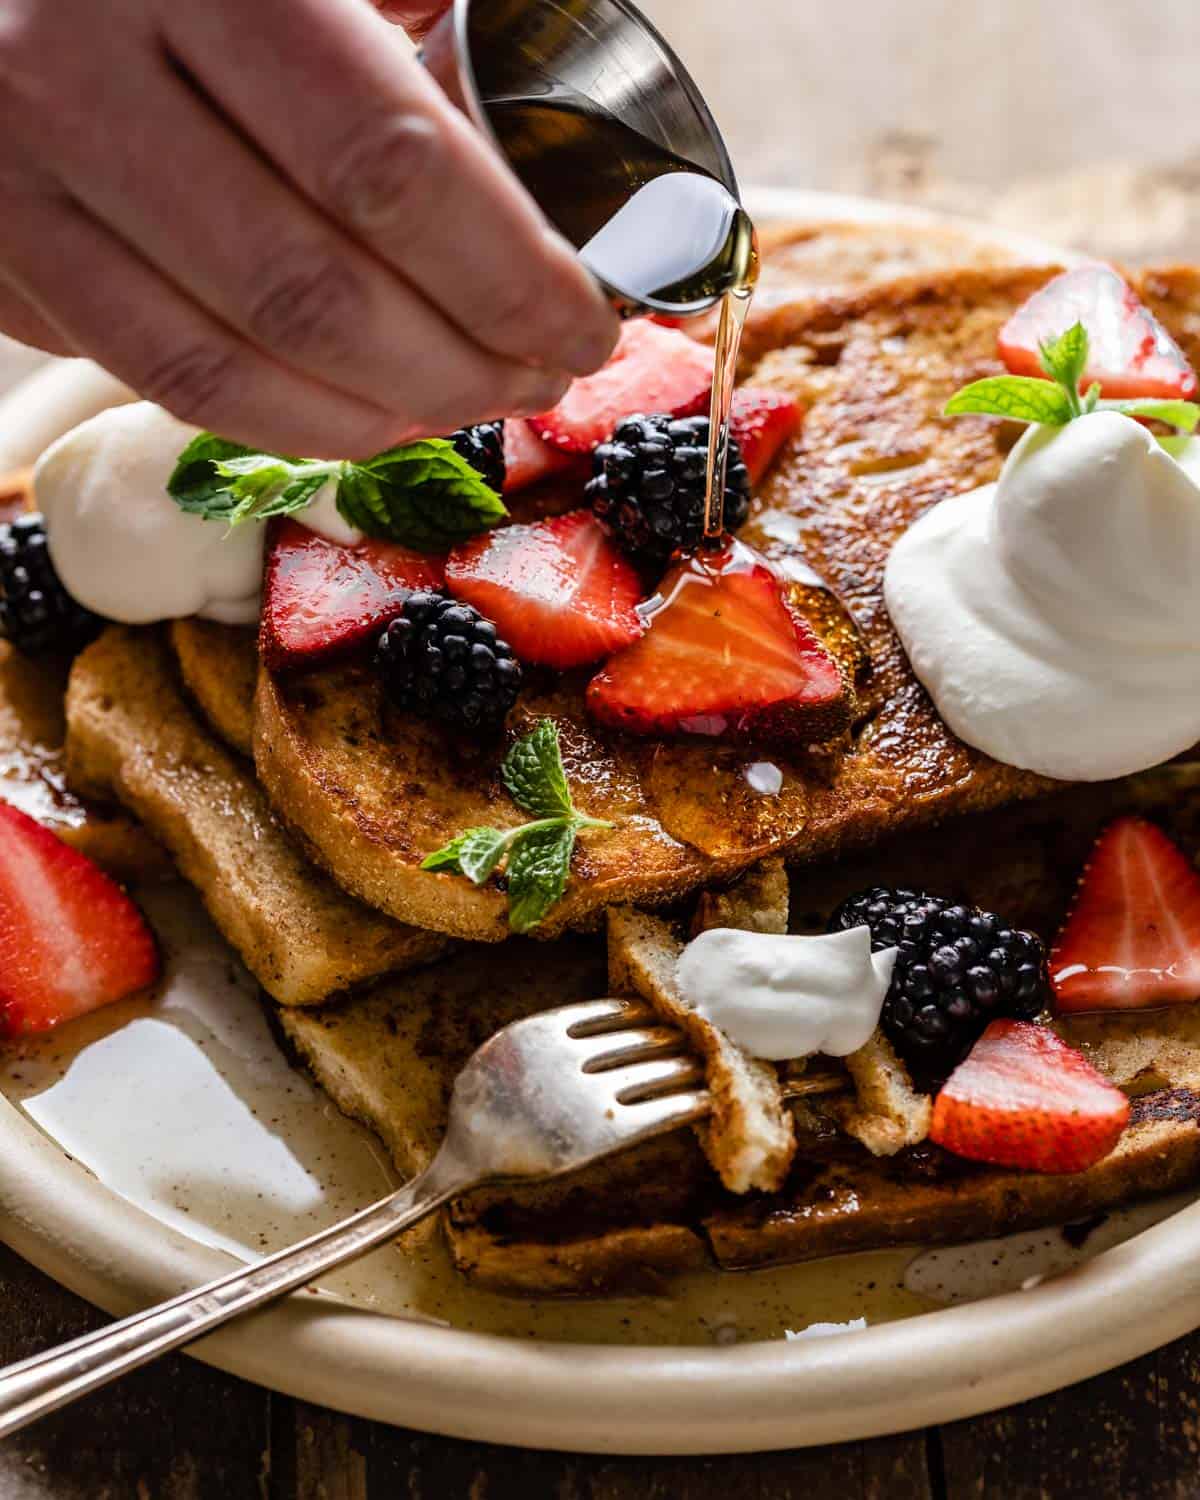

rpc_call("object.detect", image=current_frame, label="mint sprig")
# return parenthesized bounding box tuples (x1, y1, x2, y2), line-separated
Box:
(944, 323, 1200, 433)
(167, 434, 508, 552)
(421, 721, 611, 933)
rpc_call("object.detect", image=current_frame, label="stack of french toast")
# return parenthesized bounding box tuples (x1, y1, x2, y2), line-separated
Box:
(6, 220, 1200, 1296)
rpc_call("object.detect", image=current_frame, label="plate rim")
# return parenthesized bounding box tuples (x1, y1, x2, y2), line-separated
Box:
(1, 187, 1174, 1457)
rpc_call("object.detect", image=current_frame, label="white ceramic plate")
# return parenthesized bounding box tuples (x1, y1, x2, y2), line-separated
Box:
(1, 189, 1190, 1456)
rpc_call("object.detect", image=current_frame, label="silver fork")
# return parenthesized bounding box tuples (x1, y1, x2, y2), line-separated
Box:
(0, 997, 708, 1439)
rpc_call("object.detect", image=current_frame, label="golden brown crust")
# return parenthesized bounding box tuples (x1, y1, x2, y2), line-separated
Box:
(169, 619, 257, 758)
(0, 640, 171, 880)
(65, 627, 446, 1004)
(706, 1091, 1200, 1271)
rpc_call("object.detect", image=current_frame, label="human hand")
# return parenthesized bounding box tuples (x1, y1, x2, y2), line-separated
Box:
(0, 0, 618, 456)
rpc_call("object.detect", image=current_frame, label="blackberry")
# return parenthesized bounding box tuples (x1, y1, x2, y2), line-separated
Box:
(829, 886, 1049, 1079)
(0, 513, 100, 657)
(586, 413, 751, 564)
(375, 592, 521, 732)
(450, 421, 506, 494)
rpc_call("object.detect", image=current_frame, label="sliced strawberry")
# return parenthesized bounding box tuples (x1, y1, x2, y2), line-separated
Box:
(444, 509, 644, 670)
(530, 320, 713, 453)
(260, 518, 445, 672)
(502, 419, 581, 494)
(729, 388, 803, 486)
(998, 265, 1198, 401)
(0, 800, 159, 1037)
(1050, 817, 1200, 1013)
(930, 1020, 1129, 1174)
(586, 538, 846, 745)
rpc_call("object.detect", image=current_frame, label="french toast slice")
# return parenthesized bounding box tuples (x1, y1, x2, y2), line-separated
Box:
(279, 763, 1200, 1294)
(0, 467, 169, 878)
(606, 903, 797, 1195)
(169, 619, 256, 759)
(65, 627, 447, 1005)
(253, 264, 1077, 943)
(0, 641, 171, 881)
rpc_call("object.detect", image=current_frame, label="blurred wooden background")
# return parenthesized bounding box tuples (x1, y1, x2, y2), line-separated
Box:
(643, 0, 1200, 264)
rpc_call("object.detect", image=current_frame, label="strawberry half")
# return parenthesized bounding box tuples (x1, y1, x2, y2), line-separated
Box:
(0, 800, 160, 1037)
(930, 1020, 1130, 1175)
(529, 320, 713, 453)
(586, 539, 846, 745)
(1051, 816, 1200, 1013)
(998, 265, 1198, 401)
(502, 419, 581, 494)
(729, 388, 803, 485)
(445, 509, 644, 669)
(261, 518, 445, 672)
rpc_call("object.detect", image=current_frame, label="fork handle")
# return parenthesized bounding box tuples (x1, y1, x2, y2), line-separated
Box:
(0, 1153, 474, 1439)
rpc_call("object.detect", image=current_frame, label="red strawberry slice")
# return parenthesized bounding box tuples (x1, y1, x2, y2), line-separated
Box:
(586, 538, 846, 745)
(1051, 816, 1200, 1013)
(445, 509, 644, 670)
(930, 1020, 1129, 1174)
(729, 388, 803, 486)
(261, 518, 445, 672)
(0, 800, 160, 1037)
(998, 265, 1198, 401)
(502, 419, 581, 494)
(530, 319, 713, 453)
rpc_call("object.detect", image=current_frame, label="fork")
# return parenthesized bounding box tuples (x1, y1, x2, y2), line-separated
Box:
(0, 997, 709, 1439)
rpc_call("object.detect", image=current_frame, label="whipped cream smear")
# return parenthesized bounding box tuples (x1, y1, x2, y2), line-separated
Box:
(33, 402, 362, 626)
(885, 411, 1200, 782)
(675, 926, 896, 1061)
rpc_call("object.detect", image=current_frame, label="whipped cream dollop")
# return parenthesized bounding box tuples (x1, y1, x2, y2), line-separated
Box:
(884, 411, 1200, 781)
(675, 926, 896, 1060)
(33, 402, 365, 627)
(36, 403, 264, 626)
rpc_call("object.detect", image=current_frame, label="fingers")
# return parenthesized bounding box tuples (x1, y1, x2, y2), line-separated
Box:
(3, 45, 571, 446)
(0, 278, 76, 357)
(164, 0, 619, 376)
(11, 39, 570, 438)
(0, 186, 459, 458)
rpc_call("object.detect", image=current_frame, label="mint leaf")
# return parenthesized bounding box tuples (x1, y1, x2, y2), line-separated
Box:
(501, 719, 573, 819)
(420, 825, 511, 884)
(505, 821, 578, 933)
(167, 432, 507, 549)
(420, 721, 611, 930)
(338, 439, 508, 551)
(944, 377, 1074, 426)
(1038, 322, 1088, 412)
(213, 455, 336, 525)
(167, 434, 255, 519)
(1098, 398, 1200, 434)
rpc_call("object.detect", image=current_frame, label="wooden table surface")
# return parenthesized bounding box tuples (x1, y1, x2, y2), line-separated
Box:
(6, 4, 1200, 1495)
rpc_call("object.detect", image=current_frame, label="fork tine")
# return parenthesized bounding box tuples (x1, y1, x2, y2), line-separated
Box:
(581, 1026, 686, 1073)
(611, 1055, 707, 1104)
(620, 1088, 712, 1137)
(563, 997, 658, 1037)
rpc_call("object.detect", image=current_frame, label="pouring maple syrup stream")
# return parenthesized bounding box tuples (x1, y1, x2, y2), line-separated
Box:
(483, 87, 758, 538)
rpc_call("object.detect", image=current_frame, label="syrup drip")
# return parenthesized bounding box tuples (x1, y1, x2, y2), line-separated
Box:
(703, 270, 756, 539)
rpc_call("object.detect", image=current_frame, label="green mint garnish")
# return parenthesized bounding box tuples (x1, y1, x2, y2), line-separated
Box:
(167, 434, 508, 552)
(944, 322, 1200, 434)
(421, 720, 611, 933)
